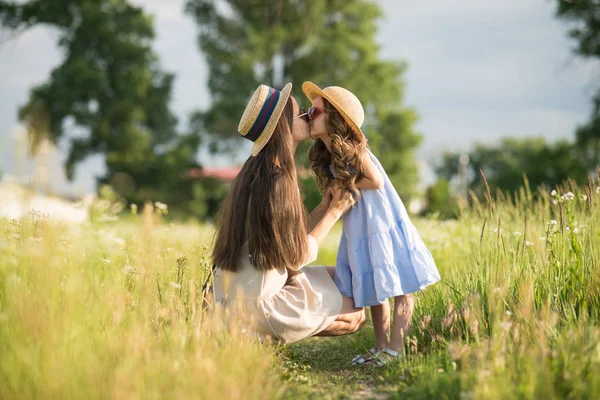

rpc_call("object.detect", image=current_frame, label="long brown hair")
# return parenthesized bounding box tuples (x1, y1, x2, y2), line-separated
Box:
(308, 99, 368, 196)
(212, 98, 308, 272)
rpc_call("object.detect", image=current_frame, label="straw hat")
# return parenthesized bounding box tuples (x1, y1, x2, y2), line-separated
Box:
(238, 83, 292, 156)
(302, 81, 365, 137)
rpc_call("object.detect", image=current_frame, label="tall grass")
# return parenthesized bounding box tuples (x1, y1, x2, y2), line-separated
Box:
(396, 178, 600, 399)
(1, 178, 599, 399)
(0, 208, 281, 399)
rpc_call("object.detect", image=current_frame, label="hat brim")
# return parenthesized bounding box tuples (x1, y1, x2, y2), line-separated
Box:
(251, 82, 293, 156)
(302, 81, 364, 137)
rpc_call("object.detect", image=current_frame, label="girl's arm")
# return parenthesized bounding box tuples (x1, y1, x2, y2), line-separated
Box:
(356, 151, 384, 190)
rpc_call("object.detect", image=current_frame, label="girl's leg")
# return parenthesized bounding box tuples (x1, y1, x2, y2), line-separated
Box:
(389, 294, 414, 352)
(370, 300, 390, 349)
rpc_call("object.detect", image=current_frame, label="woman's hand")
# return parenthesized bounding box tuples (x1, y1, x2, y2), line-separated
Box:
(319, 185, 334, 210)
(308, 184, 356, 249)
(328, 185, 356, 218)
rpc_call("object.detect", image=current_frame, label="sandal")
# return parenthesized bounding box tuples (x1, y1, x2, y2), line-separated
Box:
(351, 348, 399, 367)
(350, 347, 379, 366)
(374, 348, 399, 365)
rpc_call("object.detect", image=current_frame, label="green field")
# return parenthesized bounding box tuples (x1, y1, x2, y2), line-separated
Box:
(1, 183, 599, 399)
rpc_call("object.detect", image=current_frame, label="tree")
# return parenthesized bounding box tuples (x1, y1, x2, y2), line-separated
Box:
(185, 0, 422, 200)
(0, 0, 201, 212)
(436, 137, 589, 196)
(424, 179, 459, 219)
(554, 0, 600, 172)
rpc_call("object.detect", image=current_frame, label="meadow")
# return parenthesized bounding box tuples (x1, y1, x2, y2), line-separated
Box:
(1, 179, 599, 399)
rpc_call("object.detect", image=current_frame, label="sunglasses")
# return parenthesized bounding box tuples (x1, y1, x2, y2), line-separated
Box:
(294, 106, 328, 122)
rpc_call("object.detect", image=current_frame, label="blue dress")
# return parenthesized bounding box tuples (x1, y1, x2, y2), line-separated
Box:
(332, 150, 441, 307)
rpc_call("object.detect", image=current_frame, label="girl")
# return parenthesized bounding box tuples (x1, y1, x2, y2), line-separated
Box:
(300, 81, 441, 366)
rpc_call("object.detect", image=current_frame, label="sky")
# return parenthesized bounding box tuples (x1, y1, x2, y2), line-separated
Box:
(0, 0, 597, 196)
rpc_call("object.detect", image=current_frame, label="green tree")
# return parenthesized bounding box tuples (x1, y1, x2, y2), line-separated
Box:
(424, 178, 459, 219)
(0, 0, 201, 212)
(436, 137, 589, 196)
(185, 0, 422, 200)
(554, 0, 600, 171)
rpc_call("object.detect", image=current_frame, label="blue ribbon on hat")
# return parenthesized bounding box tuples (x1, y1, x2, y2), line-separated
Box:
(245, 87, 281, 142)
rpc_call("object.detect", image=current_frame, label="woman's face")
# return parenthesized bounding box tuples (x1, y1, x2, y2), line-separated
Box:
(308, 96, 327, 139)
(291, 97, 310, 143)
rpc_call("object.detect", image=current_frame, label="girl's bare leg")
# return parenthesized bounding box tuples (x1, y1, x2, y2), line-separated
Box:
(389, 294, 414, 352)
(370, 301, 390, 349)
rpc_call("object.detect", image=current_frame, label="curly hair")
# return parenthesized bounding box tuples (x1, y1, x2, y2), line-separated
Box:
(307, 99, 368, 197)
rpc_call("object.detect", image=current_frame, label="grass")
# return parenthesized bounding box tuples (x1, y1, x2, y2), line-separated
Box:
(1, 180, 599, 399)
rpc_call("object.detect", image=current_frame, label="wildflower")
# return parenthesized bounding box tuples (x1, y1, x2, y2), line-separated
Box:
(513, 231, 522, 236)
(102, 259, 112, 264)
(564, 192, 575, 201)
(525, 241, 533, 246)
(130, 203, 138, 215)
(170, 282, 182, 289)
(549, 220, 557, 226)
(573, 228, 580, 234)
(581, 194, 588, 201)
(492, 228, 502, 233)
(552, 200, 557, 205)
(122, 264, 135, 273)
(550, 190, 557, 197)
(154, 202, 168, 211)
(596, 186, 600, 194)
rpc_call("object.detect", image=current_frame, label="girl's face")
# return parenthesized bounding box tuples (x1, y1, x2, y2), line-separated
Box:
(308, 96, 328, 139)
(291, 97, 310, 143)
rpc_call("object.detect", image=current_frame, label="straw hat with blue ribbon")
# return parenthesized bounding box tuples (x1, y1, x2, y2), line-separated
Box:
(238, 83, 293, 156)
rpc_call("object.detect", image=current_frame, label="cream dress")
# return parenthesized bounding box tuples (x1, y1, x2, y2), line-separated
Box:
(214, 235, 343, 344)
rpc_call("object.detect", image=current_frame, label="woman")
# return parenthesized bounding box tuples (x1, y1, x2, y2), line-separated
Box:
(212, 83, 366, 343)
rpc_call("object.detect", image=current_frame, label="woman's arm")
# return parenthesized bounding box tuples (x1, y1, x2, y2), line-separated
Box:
(290, 186, 354, 270)
(307, 186, 333, 232)
(309, 186, 353, 247)
(355, 152, 384, 190)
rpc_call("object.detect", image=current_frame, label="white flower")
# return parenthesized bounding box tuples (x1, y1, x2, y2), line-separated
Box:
(552, 200, 557, 205)
(102, 259, 112, 264)
(169, 282, 182, 289)
(154, 202, 168, 211)
(566, 226, 571, 231)
(549, 220, 557, 226)
(550, 190, 557, 197)
(581, 195, 588, 201)
(565, 192, 575, 201)
(122, 264, 135, 273)
(505, 310, 512, 316)
(492, 228, 502, 233)
(513, 231, 522, 236)
(573, 228, 580, 234)
(525, 241, 533, 246)
(596, 186, 600, 194)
